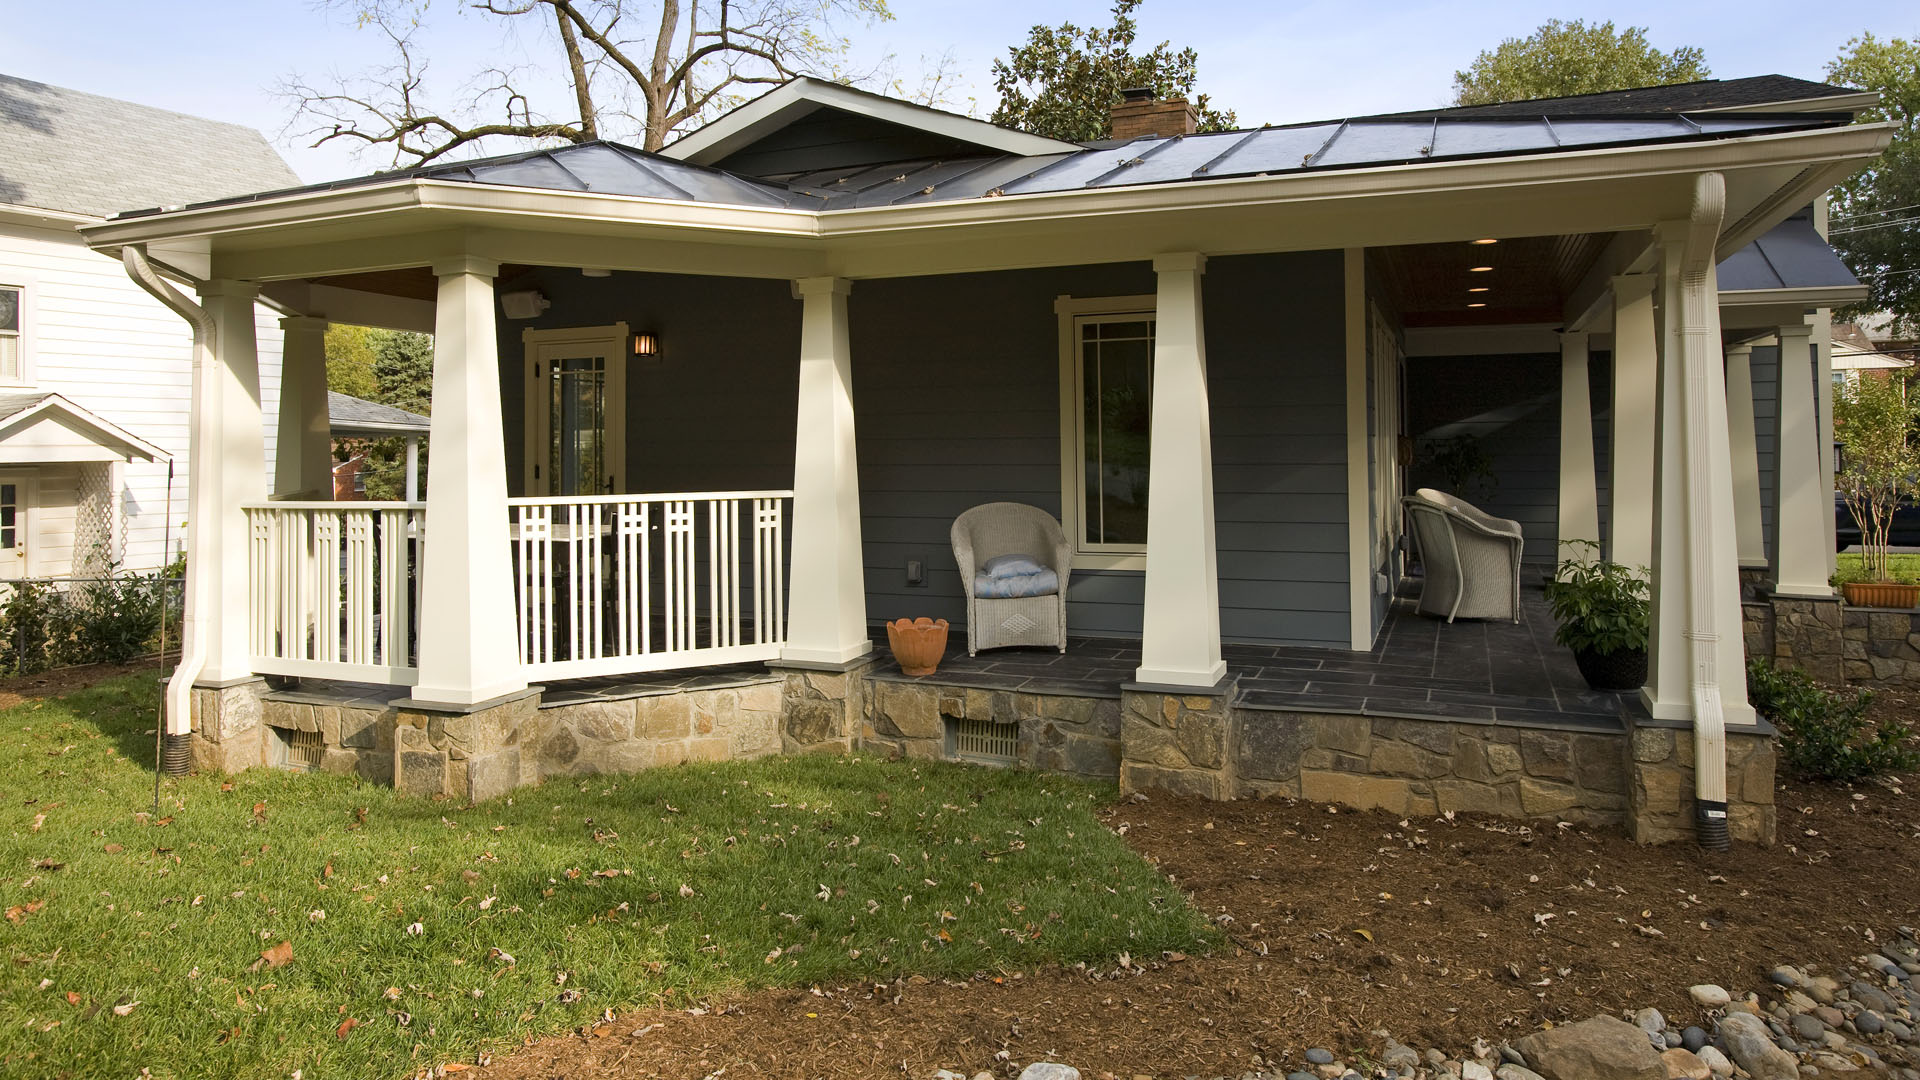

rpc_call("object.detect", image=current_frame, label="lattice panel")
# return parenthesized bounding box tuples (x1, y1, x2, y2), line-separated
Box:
(72, 463, 115, 575)
(947, 717, 1016, 765)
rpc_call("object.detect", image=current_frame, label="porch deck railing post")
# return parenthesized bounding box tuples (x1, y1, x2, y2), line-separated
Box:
(1772, 319, 1831, 597)
(1724, 342, 1769, 568)
(1644, 175, 1755, 739)
(1608, 273, 1660, 571)
(781, 276, 870, 666)
(410, 257, 528, 707)
(274, 315, 333, 499)
(193, 279, 268, 684)
(1134, 252, 1226, 688)
(1557, 331, 1600, 558)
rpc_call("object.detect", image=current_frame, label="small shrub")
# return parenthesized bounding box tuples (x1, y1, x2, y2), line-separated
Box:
(0, 581, 62, 674)
(1747, 658, 1920, 781)
(0, 571, 178, 674)
(1543, 540, 1649, 655)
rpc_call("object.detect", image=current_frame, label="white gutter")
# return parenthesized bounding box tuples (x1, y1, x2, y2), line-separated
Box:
(1677, 173, 1732, 850)
(120, 246, 211, 758)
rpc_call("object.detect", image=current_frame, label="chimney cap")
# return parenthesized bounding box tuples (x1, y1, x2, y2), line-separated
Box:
(1119, 87, 1155, 103)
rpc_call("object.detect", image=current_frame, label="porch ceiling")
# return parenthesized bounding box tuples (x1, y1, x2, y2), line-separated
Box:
(1375, 233, 1613, 328)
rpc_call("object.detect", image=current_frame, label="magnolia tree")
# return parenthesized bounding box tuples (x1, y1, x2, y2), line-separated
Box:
(1835, 371, 1920, 583)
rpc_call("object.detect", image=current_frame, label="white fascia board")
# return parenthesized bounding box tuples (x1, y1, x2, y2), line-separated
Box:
(0, 393, 168, 462)
(661, 77, 1080, 165)
(0, 203, 100, 230)
(1720, 285, 1870, 307)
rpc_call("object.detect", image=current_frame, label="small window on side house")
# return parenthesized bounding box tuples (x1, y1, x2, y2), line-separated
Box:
(0, 286, 21, 382)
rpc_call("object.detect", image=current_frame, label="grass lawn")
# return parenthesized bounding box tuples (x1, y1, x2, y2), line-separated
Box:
(1834, 552, 1920, 584)
(1, 676, 1214, 1079)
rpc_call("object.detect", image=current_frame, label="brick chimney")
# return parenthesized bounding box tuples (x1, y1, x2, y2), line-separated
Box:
(1109, 87, 1198, 140)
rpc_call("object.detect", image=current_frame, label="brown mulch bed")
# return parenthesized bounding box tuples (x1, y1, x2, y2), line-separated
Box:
(0, 656, 166, 709)
(486, 756, 1920, 1079)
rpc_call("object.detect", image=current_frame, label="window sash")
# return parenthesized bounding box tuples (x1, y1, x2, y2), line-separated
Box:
(1073, 311, 1155, 554)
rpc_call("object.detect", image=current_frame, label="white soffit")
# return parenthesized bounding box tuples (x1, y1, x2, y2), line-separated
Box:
(661, 77, 1080, 166)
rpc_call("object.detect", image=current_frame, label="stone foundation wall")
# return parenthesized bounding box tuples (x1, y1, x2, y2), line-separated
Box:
(777, 663, 872, 754)
(189, 680, 269, 774)
(1117, 685, 1238, 799)
(1745, 594, 1920, 690)
(259, 696, 397, 785)
(1231, 711, 1629, 824)
(861, 677, 1122, 777)
(529, 680, 784, 782)
(1626, 723, 1777, 846)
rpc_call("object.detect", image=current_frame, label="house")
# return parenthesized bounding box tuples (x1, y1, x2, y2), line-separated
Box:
(76, 74, 1896, 846)
(325, 392, 429, 501)
(0, 73, 297, 581)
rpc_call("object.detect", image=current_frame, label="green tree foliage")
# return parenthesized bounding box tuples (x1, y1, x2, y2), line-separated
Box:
(990, 0, 1236, 142)
(1827, 34, 1920, 336)
(1834, 369, 1920, 583)
(1451, 19, 1709, 106)
(324, 323, 378, 400)
(326, 326, 434, 501)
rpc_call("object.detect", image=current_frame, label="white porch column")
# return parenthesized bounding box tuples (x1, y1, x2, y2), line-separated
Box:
(404, 436, 421, 503)
(409, 258, 527, 707)
(1557, 331, 1600, 559)
(781, 277, 871, 666)
(1135, 252, 1225, 688)
(1644, 173, 1755, 747)
(1608, 274, 1659, 571)
(191, 280, 268, 684)
(274, 315, 333, 499)
(1723, 342, 1768, 567)
(1815, 311, 1837, 560)
(1772, 319, 1831, 596)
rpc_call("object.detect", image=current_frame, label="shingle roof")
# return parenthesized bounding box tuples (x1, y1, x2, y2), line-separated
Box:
(0, 390, 53, 423)
(1365, 75, 1863, 120)
(0, 74, 300, 218)
(328, 392, 429, 436)
(111, 111, 1846, 219)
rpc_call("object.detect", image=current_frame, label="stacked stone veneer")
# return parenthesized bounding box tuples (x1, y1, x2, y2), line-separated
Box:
(861, 676, 1122, 777)
(1625, 721, 1777, 846)
(1745, 594, 1920, 690)
(777, 661, 874, 754)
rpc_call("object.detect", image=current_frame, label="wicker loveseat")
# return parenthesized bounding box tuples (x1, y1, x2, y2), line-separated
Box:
(1401, 488, 1525, 622)
(950, 502, 1071, 656)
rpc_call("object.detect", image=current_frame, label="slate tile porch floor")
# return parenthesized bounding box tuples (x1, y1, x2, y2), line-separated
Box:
(866, 582, 1646, 732)
(268, 585, 1643, 732)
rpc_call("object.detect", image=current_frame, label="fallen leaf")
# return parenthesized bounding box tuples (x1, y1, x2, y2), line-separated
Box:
(33, 858, 63, 871)
(251, 802, 266, 823)
(259, 941, 293, 969)
(335, 1018, 358, 1040)
(678, 884, 694, 898)
(103, 843, 122, 854)
(64, 991, 81, 1005)
(31, 813, 46, 831)
(112, 1001, 139, 1017)
(1353, 928, 1374, 942)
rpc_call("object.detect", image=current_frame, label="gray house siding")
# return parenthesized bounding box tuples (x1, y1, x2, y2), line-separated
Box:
(1750, 344, 1781, 570)
(1406, 353, 1564, 564)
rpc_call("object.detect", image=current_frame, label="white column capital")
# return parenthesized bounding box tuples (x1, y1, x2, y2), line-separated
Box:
(1559, 330, 1590, 348)
(430, 256, 499, 279)
(197, 278, 259, 301)
(1151, 251, 1206, 275)
(1725, 341, 1753, 359)
(792, 276, 852, 299)
(279, 314, 330, 333)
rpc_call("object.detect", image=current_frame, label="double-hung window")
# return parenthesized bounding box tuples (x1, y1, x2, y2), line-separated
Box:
(0, 286, 21, 383)
(1056, 295, 1156, 570)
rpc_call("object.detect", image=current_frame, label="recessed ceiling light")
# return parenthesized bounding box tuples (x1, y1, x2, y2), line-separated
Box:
(1471, 238, 1499, 245)
(1467, 302, 1487, 308)
(1469, 265, 1494, 272)
(1468, 287, 1490, 293)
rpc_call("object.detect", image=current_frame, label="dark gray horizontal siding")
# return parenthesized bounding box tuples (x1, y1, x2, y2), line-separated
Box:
(1406, 353, 1564, 564)
(1750, 344, 1780, 569)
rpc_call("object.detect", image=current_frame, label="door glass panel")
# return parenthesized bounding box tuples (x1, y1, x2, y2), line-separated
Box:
(1079, 318, 1154, 546)
(1, 483, 16, 549)
(549, 356, 608, 496)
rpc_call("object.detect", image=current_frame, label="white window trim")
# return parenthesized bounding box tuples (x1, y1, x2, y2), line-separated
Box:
(522, 322, 629, 496)
(1055, 293, 1156, 571)
(0, 277, 35, 387)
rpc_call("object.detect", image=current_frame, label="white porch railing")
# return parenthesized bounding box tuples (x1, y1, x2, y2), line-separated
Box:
(244, 502, 425, 685)
(508, 491, 790, 679)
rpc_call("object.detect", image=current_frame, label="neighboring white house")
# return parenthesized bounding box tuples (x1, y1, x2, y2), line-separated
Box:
(0, 73, 297, 578)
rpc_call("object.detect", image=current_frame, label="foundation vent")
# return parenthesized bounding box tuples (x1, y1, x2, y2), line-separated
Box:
(946, 716, 1016, 765)
(275, 727, 325, 771)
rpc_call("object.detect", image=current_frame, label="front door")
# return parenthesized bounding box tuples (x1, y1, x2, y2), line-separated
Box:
(0, 474, 28, 579)
(523, 324, 629, 496)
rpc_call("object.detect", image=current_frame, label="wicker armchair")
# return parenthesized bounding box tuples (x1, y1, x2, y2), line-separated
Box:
(951, 503, 1071, 656)
(1401, 488, 1524, 622)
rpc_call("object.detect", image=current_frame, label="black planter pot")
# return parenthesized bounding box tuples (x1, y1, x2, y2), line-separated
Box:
(1572, 646, 1648, 692)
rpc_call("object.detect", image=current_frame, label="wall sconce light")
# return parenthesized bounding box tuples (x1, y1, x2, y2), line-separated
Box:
(632, 332, 660, 358)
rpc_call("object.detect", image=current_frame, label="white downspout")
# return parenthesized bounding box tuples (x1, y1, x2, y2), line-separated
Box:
(1677, 173, 1732, 849)
(121, 246, 213, 762)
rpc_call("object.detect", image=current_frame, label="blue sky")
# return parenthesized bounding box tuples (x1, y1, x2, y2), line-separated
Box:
(4, 1, 1915, 183)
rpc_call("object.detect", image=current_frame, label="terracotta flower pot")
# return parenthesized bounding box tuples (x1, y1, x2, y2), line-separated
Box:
(1842, 581, 1920, 609)
(886, 617, 950, 676)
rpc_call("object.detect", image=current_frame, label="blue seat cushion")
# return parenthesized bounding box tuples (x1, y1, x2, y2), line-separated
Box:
(974, 568, 1060, 599)
(981, 553, 1048, 579)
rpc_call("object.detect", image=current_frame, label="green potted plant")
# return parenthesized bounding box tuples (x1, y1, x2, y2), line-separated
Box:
(1835, 371, 1920, 608)
(1543, 540, 1650, 691)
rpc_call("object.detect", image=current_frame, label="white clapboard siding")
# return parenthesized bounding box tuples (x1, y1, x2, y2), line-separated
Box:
(1, 218, 282, 573)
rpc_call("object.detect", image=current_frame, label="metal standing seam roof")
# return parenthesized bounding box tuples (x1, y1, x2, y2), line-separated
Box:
(1716, 209, 1863, 292)
(108, 112, 1852, 221)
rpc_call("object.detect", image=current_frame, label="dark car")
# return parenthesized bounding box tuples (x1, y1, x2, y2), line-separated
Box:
(1835, 490, 1920, 551)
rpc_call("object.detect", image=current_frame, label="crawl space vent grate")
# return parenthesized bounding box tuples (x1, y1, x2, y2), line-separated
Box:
(946, 716, 1016, 765)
